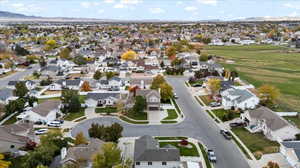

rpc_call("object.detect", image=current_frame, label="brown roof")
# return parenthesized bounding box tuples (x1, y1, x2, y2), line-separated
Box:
(32, 100, 60, 117)
(0, 122, 33, 144)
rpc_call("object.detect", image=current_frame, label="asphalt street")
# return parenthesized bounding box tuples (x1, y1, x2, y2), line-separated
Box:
(71, 76, 250, 168)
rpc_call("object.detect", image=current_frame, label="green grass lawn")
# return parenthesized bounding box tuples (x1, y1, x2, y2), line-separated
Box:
(38, 97, 61, 104)
(79, 95, 86, 104)
(95, 107, 117, 114)
(159, 141, 199, 157)
(63, 109, 85, 121)
(199, 95, 213, 106)
(163, 109, 178, 120)
(189, 80, 204, 86)
(231, 127, 279, 159)
(212, 109, 240, 122)
(205, 45, 300, 112)
(155, 137, 187, 140)
(283, 116, 300, 129)
(126, 112, 147, 120)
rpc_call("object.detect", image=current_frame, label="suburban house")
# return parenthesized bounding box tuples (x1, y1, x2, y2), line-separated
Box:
(136, 89, 161, 111)
(130, 77, 153, 90)
(49, 79, 83, 91)
(60, 138, 104, 167)
(280, 141, 300, 168)
(0, 88, 16, 104)
(220, 86, 259, 110)
(85, 92, 121, 107)
(0, 122, 35, 153)
(134, 135, 181, 168)
(241, 106, 300, 141)
(17, 100, 61, 123)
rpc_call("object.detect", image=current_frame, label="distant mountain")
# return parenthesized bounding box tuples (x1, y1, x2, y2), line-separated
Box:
(0, 11, 38, 18)
(234, 16, 300, 22)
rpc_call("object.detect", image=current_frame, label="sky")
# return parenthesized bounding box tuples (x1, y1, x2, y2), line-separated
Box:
(0, 0, 300, 21)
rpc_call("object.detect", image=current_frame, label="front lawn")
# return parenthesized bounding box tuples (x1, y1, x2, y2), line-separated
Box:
(79, 95, 86, 104)
(125, 112, 147, 120)
(119, 116, 149, 124)
(199, 95, 213, 106)
(231, 127, 280, 159)
(63, 109, 85, 121)
(171, 99, 181, 114)
(38, 97, 61, 104)
(155, 137, 187, 140)
(159, 141, 199, 157)
(212, 109, 240, 122)
(95, 107, 117, 114)
(283, 116, 300, 129)
(163, 109, 178, 120)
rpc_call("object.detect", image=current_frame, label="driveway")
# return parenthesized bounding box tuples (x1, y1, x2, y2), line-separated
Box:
(72, 76, 250, 168)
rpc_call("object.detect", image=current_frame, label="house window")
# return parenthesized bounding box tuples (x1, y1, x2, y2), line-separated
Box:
(136, 162, 140, 165)
(162, 162, 167, 165)
(148, 162, 152, 165)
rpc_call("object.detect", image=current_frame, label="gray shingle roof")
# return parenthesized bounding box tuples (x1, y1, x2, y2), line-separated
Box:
(86, 92, 120, 100)
(31, 100, 60, 117)
(134, 135, 180, 162)
(282, 141, 300, 160)
(224, 88, 255, 103)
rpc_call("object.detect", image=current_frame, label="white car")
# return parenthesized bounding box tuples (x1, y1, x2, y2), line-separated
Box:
(47, 121, 61, 127)
(35, 128, 48, 135)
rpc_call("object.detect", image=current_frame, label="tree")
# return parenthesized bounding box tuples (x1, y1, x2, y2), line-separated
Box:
(61, 89, 79, 104)
(258, 84, 280, 105)
(27, 96, 38, 107)
(88, 123, 123, 142)
(44, 40, 56, 51)
(94, 70, 102, 80)
(33, 71, 41, 79)
(132, 96, 146, 114)
(121, 50, 137, 61)
(106, 72, 116, 80)
(36, 165, 48, 168)
(150, 75, 166, 90)
(262, 161, 280, 168)
(160, 82, 173, 101)
(15, 44, 30, 56)
(207, 78, 221, 95)
(15, 81, 29, 98)
(74, 132, 88, 145)
(59, 47, 72, 60)
(0, 154, 11, 168)
(81, 81, 92, 92)
(92, 143, 121, 168)
(107, 123, 123, 142)
(5, 98, 26, 114)
(113, 159, 132, 168)
(39, 56, 47, 67)
(69, 96, 81, 113)
(200, 53, 209, 62)
(73, 55, 87, 65)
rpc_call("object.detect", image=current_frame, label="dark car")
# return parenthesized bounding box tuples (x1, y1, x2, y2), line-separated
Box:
(192, 84, 202, 87)
(230, 122, 247, 128)
(220, 129, 232, 140)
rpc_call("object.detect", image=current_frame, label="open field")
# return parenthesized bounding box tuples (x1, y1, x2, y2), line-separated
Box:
(205, 45, 300, 112)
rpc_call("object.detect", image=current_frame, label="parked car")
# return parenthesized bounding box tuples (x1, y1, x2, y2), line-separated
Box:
(35, 128, 48, 135)
(174, 93, 178, 99)
(220, 129, 232, 140)
(192, 83, 202, 87)
(47, 121, 61, 127)
(229, 122, 247, 128)
(34, 121, 46, 125)
(207, 149, 217, 162)
(209, 102, 221, 107)
(55, 120, 64, 124)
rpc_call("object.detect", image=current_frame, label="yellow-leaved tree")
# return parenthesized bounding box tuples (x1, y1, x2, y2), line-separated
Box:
(121, 50, 137, 61)
(258, 84, 280, 105)
(0, 154, 11, 168)
(207, 78, 221, 95)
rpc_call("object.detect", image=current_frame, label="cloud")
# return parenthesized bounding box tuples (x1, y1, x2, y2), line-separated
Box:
(176, 1, 183, 6)
(184, 6, 198, 11)
(11, 3, 43, 13)
(80, 2, 100, 8)
(113, 0, 142, 9)
(284, 3, 300, 10)
(120, 0, 142, 5)
(149, 7, 165, 14)
(103, 0, 115, 3)
(289, 12, 298, 17)
(98, 9, 105, 14)
(197, 0, 217, 5)
(113, 3, 125, 8)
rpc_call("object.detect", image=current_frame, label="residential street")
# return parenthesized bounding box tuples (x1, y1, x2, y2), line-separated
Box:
(0, 64, 40, 88)
(71, 76, 250, 168)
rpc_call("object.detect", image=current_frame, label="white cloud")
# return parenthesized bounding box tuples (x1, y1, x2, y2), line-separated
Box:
(113, 0, 142, 9)
(10, 3, 43, 13)
(284, 3, 300, 10)
(184, 6, 198, 12)
(176, 1, 183, 6)
(103, 0, 115, 3)
(197, 0, 217, 6)
(149, 7, 165, 14)
(114, 3, 125, 8)
(80, 2, 100, 8)
(120, 0, 142, 5)
(98, 9, 105, 14)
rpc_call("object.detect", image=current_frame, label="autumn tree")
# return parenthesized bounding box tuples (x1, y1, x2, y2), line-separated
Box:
(258, 84, 280, 105)
(262, 161, 280, 168)
(160, 82, 173, 101)
(200, 52, 209, 62)
(121, 50, 137, 61)
(0, 154, 11, 168)
(207, 78, 221, 95)
(74, 132, 88, 145)
(166, 46, 176, 59)
(81, 81, 92, 92)
(150, 74, 166, 90)
(92, 143, 121, 168)
(60, 47, 72, 60)
(94, 70, 102, 80)
(44, 40, 56, 51)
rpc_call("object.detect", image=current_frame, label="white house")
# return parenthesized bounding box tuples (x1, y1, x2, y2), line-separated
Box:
(241, 106, 300, 141)
(85, 92, 120, 107)
(17, 100, 60, 123)
(134, 135, 181, 168)
(220, 87, 259, 110)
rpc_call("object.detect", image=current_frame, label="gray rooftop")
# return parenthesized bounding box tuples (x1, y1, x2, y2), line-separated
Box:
(86, 92, 120, 100)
